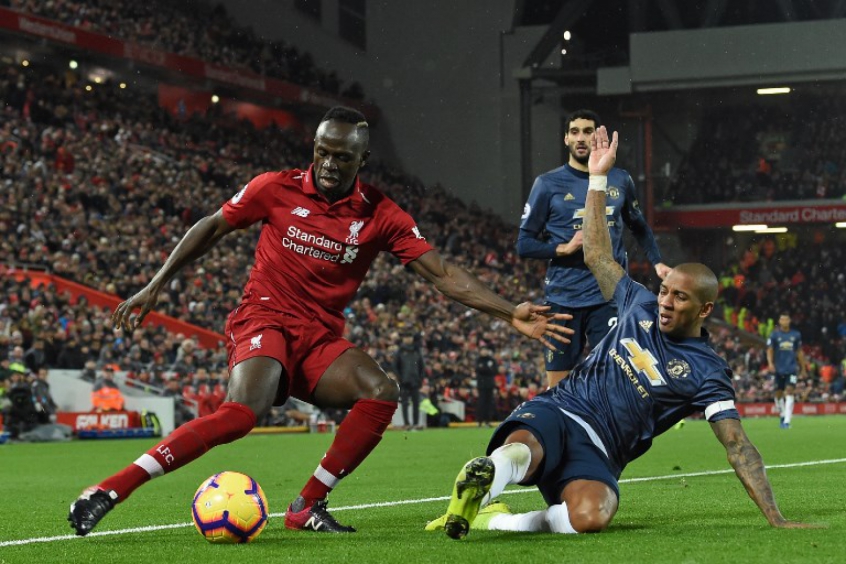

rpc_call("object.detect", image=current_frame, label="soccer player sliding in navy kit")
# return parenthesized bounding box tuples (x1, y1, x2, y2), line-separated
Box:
(518, 110, 670, 389)
(427, 125, 817, 537)
(68, 107, 573, 536)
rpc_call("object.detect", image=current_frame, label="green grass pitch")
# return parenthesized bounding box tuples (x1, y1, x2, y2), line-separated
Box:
(1, 416, 843, 564)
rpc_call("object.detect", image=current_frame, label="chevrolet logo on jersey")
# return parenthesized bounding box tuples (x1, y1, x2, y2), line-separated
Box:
(572, 206, 615, 220)
(620, 338, 666, 386)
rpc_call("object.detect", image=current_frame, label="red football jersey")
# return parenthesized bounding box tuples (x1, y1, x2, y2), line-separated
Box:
(221, 165, 434, 331)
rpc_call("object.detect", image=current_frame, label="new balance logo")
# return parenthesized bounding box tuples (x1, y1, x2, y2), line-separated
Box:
(291, 207, 311, 217)
(249, 334, 263, 351)
(564, 193, 575, 201)
(305, 516, 323, 531)
(639, 320, 653, 332)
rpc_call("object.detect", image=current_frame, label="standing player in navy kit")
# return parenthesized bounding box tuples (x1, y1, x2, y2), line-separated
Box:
(767, 313, 807, 429)
(518, 109, 671, 388)
(428, 125, 815, 538)
(68, 107, 573, 536)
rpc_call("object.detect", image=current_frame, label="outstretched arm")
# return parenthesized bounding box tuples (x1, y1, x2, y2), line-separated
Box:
(710, 418, 818, 528)
(111, 209, 236, 330)
(408, 250, 572, 350)
(582, 126, 625, 301)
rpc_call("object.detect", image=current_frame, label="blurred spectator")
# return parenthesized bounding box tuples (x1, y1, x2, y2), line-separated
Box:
(474, 347, 497, 426)
(392, 331, 426, 430)
(91, 366, 125, 412)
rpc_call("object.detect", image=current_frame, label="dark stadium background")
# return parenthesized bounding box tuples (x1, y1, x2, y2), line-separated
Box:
(2, 0, 845, 438)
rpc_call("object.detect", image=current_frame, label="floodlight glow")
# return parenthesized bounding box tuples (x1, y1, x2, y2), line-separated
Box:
(757, 87, 791, 95)
(732, 224, 767, 232)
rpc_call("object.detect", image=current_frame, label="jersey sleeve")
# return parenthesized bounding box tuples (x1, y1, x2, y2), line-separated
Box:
(619, 173, 662, 266)
(382, 204, 434, 264)
(519, 176, 552, 235)
(221, 172, 278, 229)
(517, 176, 558, 259)
(613, 275, 657, 316)
(691, 368, 740, 422)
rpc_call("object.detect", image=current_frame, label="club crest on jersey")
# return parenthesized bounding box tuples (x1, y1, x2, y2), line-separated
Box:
(666, 359, 691, 379)
(638, 320, 654, 332)
(249, 334, 263, 351)
(346, 220, 365, 244)
(608, 186, 620, 199)
(231, 184, 248, 204)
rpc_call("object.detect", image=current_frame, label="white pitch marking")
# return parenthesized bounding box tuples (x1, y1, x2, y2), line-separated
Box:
(3, 457, 844, 547)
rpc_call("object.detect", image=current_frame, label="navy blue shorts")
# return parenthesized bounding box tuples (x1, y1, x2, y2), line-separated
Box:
(774, 373, 798, 391)
(544, 302, 618, 372)
(487, 400, 620, 506)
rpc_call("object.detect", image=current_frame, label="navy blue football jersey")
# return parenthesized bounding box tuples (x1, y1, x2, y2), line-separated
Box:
(518, 164, 662, 308)
(537, 275, 738, 475)
(767, 329, 802, 375)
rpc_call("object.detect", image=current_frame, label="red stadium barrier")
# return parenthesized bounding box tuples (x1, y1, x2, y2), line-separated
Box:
(654, 201, 846, 229)
(56, 411, 142, 433)
(735, 402, 846, 417)
(2, 267, 225, 349)
(0, 7, 379, 120)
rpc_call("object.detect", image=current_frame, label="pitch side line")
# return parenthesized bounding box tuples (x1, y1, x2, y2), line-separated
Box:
(3, 457, 844, 548)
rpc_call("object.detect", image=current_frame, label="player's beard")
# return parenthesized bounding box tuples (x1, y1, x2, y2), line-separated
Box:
(569, 144, 590, 165)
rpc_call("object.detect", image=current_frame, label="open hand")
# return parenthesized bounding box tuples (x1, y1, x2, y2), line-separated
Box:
(588, 126, 619, 177)
(511, 303, 574, 351)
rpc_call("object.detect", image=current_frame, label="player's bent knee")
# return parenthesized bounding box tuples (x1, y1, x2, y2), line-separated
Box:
(569, 507, 612, 533)
(562, 481, 618, 533)
(357, 372, 400, 402)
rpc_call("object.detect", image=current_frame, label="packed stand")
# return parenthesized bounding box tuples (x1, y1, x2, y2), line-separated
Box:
(9, 0, 365, 100)
(713, 234, 846, 406)
(667, 93, 846, 204)
(8, 60, 834, 434)
(1, 60, 563, 424)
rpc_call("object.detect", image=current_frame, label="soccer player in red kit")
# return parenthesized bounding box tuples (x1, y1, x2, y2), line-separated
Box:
(68, 106, 573, 535)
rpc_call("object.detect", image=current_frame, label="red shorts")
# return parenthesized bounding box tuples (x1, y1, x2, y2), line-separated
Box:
(224, 303, 355, 403)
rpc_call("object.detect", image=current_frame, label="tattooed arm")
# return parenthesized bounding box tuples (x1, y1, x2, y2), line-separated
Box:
(583, 126, 625, 301)
(710, 418, 817, 528)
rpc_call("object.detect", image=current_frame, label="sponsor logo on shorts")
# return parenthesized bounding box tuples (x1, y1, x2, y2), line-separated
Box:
(249, 334, 263, 351)
(516, 412, 536, 419)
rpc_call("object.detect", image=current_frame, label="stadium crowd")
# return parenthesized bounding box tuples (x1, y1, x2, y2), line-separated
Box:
(2, 57, 844, 430)
(667, 95, 846, 204)
(8, 0, 366, 100)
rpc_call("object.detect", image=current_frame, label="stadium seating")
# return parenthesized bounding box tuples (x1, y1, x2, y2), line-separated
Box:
(9, 0, 365, 99)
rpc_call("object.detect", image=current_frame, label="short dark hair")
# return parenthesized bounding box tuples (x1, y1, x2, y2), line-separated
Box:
(565, 109, 601, 131)
(321, 106, 368, 129)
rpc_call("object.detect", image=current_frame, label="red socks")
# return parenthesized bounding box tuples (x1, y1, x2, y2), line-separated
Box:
(97, 398, 395, 509)
(298, 399, 396, 507)
(99, 402, 256, 501)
